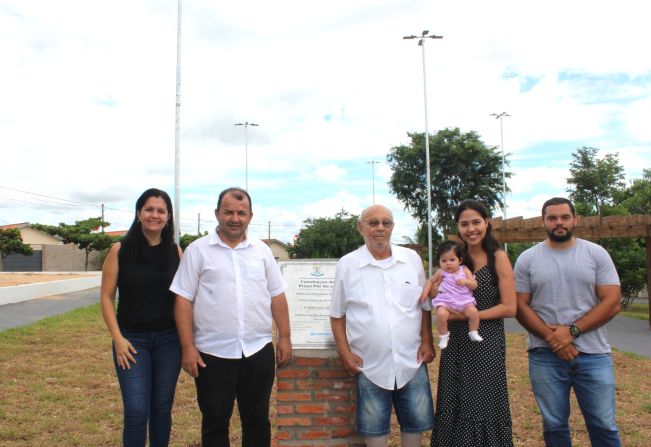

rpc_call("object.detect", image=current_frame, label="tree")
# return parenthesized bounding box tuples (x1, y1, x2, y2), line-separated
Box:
(387, 128, 509, 237)
(288, 210, 363, 259)
(0, 228, 34, 271)
(615, 168, 651, 215)
(180, 231, 208, 250)
(33, 218, 117, 271)
(566, 146, 625, 215)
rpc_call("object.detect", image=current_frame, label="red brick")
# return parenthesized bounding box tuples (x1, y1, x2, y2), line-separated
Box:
(315, 391, 349, 401)
(298, 430, 329, 440)
(296, 403, 326, 414)
(277, 369, 310, 378)
(276, 392, 312, 402)
(275, 430, 293, 440)
(331, 427, 357, 438)
(277, 404, 295, 414)
(315, 416, 350, 425)
(293, 357, 329, 367)
(277, 416, 312, 427)
(331, 380, 355, 390)
(331, 403, 356, 414)
(316, 369, 349, 379)
(276, 381, 295, 391)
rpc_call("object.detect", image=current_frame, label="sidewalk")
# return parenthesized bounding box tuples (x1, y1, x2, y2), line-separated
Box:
(1, 289, 650, 359)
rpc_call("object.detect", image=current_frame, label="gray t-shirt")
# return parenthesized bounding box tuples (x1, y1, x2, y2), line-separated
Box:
(514, 238, 620, 354)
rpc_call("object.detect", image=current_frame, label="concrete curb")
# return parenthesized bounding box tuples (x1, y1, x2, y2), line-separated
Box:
(0, 273, 101, 306)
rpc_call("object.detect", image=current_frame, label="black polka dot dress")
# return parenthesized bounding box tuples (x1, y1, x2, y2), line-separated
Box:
(431, 266, 513, 447)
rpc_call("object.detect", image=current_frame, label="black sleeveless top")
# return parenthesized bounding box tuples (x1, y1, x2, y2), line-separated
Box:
(116, 243, 180, 332)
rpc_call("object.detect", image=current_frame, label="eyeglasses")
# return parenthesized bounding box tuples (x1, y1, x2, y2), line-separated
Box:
(363, 220, 394, 228)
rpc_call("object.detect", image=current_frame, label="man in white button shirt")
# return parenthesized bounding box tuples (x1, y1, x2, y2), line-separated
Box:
(330, 204, 435, 447)
(171, 187, 292, 447)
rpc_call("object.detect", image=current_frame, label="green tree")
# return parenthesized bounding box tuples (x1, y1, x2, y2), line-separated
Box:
(566, 146, 625, 215)
(33, 218, 117, 271)
(288, 210, 363, 259)
(0, 228, 34, 271)
(180, 231, 208, 250)
(387, 128, 509, 237)
(615, 168, 651, 215)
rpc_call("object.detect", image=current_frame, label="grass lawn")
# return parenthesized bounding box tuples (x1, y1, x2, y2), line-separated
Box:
(621, 301, 650, 321)
(0, 304, 650, 446)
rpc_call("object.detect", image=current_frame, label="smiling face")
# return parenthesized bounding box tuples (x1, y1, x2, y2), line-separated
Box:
(215, 192, 252, 247)
(457, 208, 488, 248)
(137, 196, 169, 236)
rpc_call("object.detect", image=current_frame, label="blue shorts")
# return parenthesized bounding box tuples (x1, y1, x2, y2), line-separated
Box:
(356, 363, 435, 437)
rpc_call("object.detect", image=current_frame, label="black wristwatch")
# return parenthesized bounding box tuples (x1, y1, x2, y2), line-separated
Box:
(569, 324, 582, 338)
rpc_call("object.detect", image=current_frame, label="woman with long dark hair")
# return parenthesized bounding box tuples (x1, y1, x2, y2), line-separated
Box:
(424, 199, 516, 446)
(100, 188, 182, 447)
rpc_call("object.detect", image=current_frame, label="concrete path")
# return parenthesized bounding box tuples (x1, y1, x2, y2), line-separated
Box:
(1, 288, 649, 359)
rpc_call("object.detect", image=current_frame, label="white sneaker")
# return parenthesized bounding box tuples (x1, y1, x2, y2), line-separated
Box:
(468, 331, 483, 342)
(439, 333, 450, 349)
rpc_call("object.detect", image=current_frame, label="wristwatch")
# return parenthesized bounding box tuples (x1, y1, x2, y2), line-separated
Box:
(569, 323, 582, 338)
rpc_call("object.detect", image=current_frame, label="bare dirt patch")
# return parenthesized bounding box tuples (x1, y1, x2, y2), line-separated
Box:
(0, 273, 91, 287)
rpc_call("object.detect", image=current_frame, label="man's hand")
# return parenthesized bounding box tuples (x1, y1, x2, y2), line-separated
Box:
(419, 272, 442, 304)
(340, 351, 363, 376)
(276, 336, 292, 367)
(545, 324, 574, 353)
(555, 343, 579, 362)
(181, 346, 206, 378)
(417, 340, 436, 364)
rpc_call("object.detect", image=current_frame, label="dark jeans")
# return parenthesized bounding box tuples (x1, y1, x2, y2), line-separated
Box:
(195, 342, 276, 447)
(113, 328, 182, 447)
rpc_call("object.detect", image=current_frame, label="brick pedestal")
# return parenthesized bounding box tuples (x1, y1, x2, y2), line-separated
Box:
(275, 349, 364, 447)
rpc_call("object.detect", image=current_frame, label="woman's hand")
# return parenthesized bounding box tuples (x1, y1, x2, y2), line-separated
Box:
(114, 335, 138, 369)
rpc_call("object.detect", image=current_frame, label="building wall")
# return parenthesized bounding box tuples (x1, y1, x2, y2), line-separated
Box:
(42, 244, 103, 271)
(268, 242, 290, 260)
(19, 227, 61, 250)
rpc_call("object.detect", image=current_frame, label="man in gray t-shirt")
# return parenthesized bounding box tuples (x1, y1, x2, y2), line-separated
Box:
(514, 197, 621, 447)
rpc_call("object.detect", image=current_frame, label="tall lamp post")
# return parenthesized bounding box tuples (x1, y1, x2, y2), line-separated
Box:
(367, 160, 379, 204)
(234, 121, 259, 191)
(403, 30, 443, 277)
(173, 0, 182, 244)
(490, 112, 510, 253)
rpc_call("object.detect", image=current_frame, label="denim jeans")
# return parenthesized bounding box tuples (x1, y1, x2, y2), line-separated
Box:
(113, 328, 182, 447)
(356, 363, 434, 437)
(528, 347, 621, 447)
(195, 342, 276, 447)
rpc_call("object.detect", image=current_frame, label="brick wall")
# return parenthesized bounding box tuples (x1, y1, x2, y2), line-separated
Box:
(276, 350, 364, 447)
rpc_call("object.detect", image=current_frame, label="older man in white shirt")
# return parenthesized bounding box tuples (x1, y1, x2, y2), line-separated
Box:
(330, 204, 435, 447)
(171, 187, 291, 447)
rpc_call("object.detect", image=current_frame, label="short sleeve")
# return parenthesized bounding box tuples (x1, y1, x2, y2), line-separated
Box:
(514, 250, 532, 294)
(169, 242, 201, 301)
(329, 260, 347, 318)
(594, 245, 620, 286)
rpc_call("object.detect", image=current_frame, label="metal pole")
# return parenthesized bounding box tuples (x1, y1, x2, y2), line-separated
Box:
(235, 122, 259, 191)
(367, 161, 379, 204)
(404, 30, 442, 277)
(173, 0, 182, 244)
(491, 112, 510, 253)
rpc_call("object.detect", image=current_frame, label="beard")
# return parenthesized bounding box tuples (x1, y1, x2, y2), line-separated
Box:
(547, 226, 573, 242)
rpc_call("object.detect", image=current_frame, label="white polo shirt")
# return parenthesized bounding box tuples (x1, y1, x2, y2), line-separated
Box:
(330, 244, 430, 390)
(170, 229, 287, 359)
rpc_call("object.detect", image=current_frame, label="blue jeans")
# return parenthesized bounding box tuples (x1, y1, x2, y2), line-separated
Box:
(113, 328, 182, 447)
(528, 348, 621, 447)
(356, 364, 434, 437)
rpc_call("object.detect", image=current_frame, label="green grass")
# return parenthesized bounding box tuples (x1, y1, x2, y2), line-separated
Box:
(1, 304, 650, 446)
(621, 302, 650, 321)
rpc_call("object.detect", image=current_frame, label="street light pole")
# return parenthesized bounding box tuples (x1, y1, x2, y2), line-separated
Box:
(367, 161, 379, 204)
(490, 112, 510, 253)
(173, 0, 182, 244)
(403, 30, 443, 277)
(234, 121, 259, 191)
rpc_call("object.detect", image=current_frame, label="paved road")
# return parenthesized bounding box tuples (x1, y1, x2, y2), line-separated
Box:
(1, 288, 649, 359)
(0, 287, 99, 331)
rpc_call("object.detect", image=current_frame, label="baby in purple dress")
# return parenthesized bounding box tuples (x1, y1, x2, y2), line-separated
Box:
(429, 241, 483, 349)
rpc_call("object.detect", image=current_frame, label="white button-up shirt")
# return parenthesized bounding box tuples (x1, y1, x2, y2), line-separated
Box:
(170, 229, 287, 359)
(330, 244, 430, 389)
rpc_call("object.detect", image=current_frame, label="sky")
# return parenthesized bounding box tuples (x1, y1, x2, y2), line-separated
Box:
(1, 0, 650, 244)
